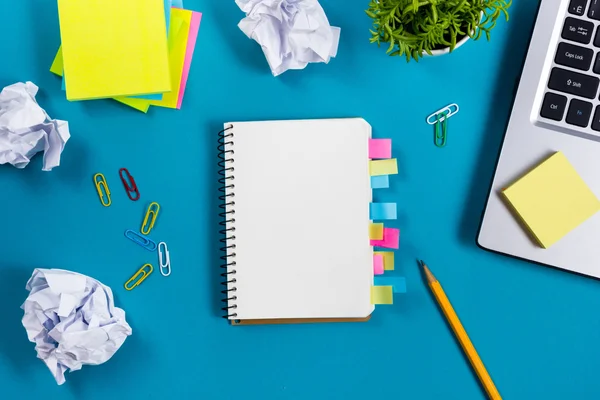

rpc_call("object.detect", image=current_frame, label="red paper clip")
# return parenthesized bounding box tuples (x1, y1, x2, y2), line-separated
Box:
(119, 168, 140, 201)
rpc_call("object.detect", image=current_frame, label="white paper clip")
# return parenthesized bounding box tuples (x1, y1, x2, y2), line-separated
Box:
(426, 103, 460, 125)
(158, 242, 171, 277)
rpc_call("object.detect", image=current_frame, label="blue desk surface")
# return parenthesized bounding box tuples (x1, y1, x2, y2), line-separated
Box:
(2, 1, 598, 399)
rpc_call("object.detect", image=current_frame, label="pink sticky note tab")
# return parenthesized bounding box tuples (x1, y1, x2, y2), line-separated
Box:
(369, 139, 392, 159)
(373, 254, 384, 275)
(370, 228, 400, 249)
(177, 11, 202, 109)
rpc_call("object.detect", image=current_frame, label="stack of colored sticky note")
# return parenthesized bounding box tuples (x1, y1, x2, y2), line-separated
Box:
(367, 138, 405, 306)
(50, 0, 201, 113)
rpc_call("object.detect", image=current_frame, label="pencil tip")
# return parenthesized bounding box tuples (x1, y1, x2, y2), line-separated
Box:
(419, 261, 437, 283)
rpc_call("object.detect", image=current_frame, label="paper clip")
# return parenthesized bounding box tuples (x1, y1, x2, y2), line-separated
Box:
(93, 173, 111, 207)
(124, 229, 157, 252)
(124, 264, 153, 291)
(426, 103, 459, 148)
(141, 202, 160, 235)
(158, 242, 171, 277)
(119, 168, 140, 201)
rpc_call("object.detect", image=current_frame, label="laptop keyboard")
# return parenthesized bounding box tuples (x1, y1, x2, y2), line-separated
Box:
(539, 0, 600, 133)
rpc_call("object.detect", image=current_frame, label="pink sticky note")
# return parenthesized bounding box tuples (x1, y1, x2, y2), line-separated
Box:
(177, 11, 202, 109)
(370, 228, 400, 249)
(369, 139, 392, 159)
(373, 254, 384, 275)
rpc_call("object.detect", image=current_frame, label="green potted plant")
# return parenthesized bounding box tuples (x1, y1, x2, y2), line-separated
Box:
(366, 0, 512, 62)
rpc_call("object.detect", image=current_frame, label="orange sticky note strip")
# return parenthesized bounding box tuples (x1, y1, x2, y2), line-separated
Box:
(369, 223, 384, 240)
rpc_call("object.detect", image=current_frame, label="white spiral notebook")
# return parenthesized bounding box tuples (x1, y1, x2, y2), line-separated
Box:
(219, 118, 374, 325)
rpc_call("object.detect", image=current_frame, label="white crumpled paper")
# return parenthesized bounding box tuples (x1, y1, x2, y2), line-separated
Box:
(236, 0, 341, 76)
(0, 81, 70, 171)
(21, 269, 132, 385)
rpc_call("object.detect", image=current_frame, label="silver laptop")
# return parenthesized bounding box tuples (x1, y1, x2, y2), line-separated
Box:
(478, 0, 600, 277)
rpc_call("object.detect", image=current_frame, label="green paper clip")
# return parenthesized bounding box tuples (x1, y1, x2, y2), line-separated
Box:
(434, 111, 448, 147)
(427, 103, 459, 148)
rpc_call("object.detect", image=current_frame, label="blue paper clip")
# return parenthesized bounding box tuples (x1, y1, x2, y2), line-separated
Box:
(426, 103, 459, 148)
(124, 229, 157, 252)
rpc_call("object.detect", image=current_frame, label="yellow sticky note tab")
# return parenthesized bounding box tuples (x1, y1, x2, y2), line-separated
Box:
(371, 286, 393, 305)
(370, 159, 398, 176)
(150, 8, 191, 109)
(503, 152, 600, 248)
(369, 223, 384, 240)
(50, 47, 150, 113)
(374, 251, 394, 270)
(58, 0, 171, 100)
(50, 46, 64, 76)
(114, 97, 151, 113)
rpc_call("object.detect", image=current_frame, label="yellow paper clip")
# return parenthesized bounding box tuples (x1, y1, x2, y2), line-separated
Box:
(124, 264, 153, 291)
(93, 173, 111, 207)
(141, 202, 160, 235)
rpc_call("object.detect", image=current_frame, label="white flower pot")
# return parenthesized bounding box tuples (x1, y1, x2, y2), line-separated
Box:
(423, 34, 472, 57)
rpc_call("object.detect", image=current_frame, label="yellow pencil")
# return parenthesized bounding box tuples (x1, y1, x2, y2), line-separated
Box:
(419, 260, 501, 400)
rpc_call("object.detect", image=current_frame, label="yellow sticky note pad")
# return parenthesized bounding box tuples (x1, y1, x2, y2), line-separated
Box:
(369, 223, 384, 240)
(370, 159, 398, 176)
(50, 47, 150, 113)
(503, 152, 600, 248)
(150, 8, 192, 109)
(371, 286, 393, 305)
(58, 0, 171, 100)
(374, 251, 394, 270)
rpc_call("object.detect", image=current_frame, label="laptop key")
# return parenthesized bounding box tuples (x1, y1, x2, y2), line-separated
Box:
(593, 53, 600, 74)
(562, 17, 594, 44)
(555, 42, 594, 70)
(540, 92, 567, 121)
(570, 0, 588, 15)
(566, 99, 593, 127)
(548, 67, 599, 99)
(591, 106, 600, 131)
(589, 0, 600, 20)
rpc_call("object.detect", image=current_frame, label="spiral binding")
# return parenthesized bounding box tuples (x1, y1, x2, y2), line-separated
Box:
(218, 125, 237, 319)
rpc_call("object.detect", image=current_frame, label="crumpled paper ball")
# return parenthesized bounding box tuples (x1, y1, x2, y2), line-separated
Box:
(21, 269, 132, 384)
(236, 0, 341, 76)
(0, 82, 70, 171)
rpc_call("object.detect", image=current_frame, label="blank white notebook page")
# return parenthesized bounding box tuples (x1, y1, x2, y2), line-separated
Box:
(224, 118, 374, 320)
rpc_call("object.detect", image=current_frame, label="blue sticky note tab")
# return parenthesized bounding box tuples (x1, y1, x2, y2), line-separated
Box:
(130, 93, 163, 100)
(165, 0, 172, 31)
(371, 175, 389, 189)
(61, 73, 66, 91)
(172, 0, 183, 8)
(370, 203, 397, 220)
(374, 277, 406, 293)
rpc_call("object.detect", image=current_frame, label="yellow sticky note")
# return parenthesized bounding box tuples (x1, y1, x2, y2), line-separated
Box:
(150, 8, 191, 109)
(51, 46, 150, 113)
(58, 0, 171, 100)
(371, 286, 393, 305)
(50, 48, 64, 76)
(114, 97, 151, 113)
(370, 159, 398, 176)
(374, 251, 394, 271)
(369, 223, 384, 240)
(503, 152, 600, 248)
